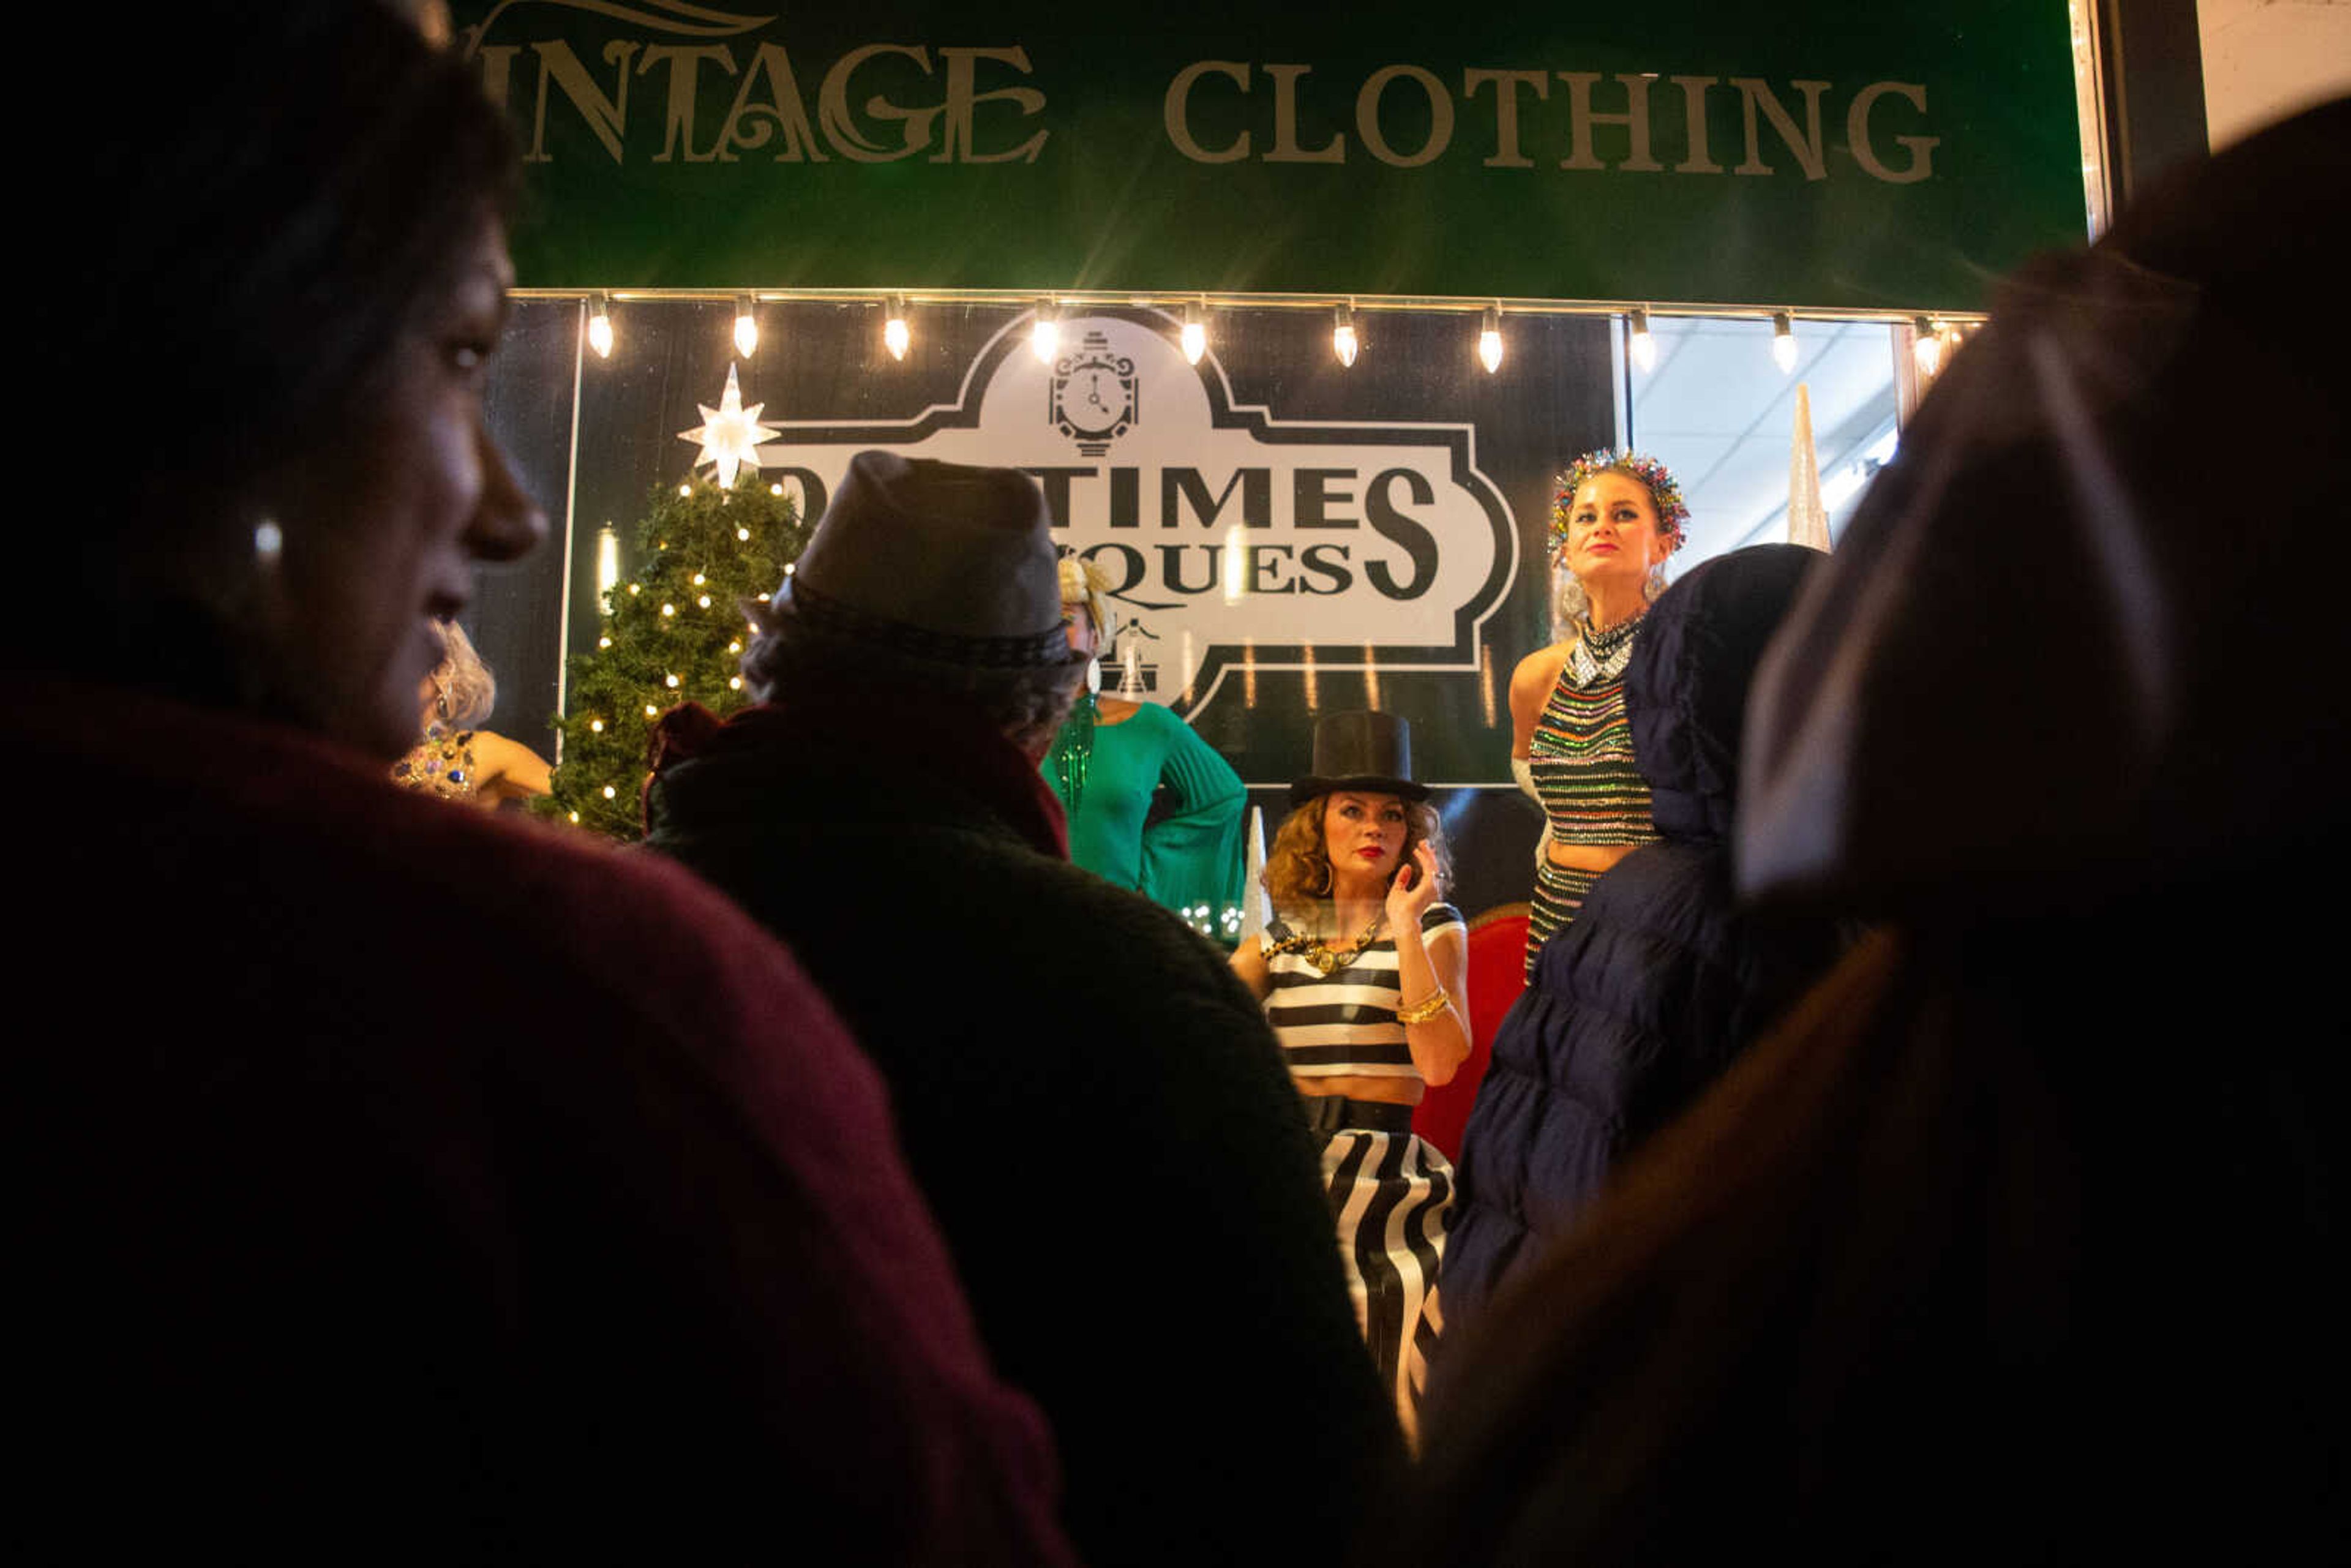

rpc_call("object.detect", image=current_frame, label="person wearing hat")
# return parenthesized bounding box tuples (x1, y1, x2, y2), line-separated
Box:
(642, 451, 1402, 1568)
(1044, 555, 1249, 943)
(1229, 711, 1471, 1437)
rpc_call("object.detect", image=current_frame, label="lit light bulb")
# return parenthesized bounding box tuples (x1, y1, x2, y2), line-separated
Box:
(678, 484, 692, 497)
(661, 603, 675, 617)
(1180, 302, 1206, 366)
(665, 674, 680, 688)
(602, 785, 617, 799)
(727, 640, 742, 654)
(1477, 306, 1504, 374)
(587, 293, 614, 359)
(691, 573, 705, 585)
(1629, 306, 1655, 373)
(644, 704, 659, 717)
(729, 676, 743, 691)
(697, 595, 711, 608)
(883, 296, 910, 361)
(598, 636, 611, 649)
(628, 584, 640, 596)
(1771, 311, 1797, 372)
(1333, 304, 1359, 369)
(596, 525, 619, 596)
(590, 719, 604, 732)
(1913, 317, 1943, 376)
(1030, 299, 1059, 363)
(733, 296, 758, 357)
(769, 482, 782, 497)
(569, 812, 580, 823)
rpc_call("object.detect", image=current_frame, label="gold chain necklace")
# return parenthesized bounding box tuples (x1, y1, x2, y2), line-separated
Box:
(1265, 910, 1387, 975)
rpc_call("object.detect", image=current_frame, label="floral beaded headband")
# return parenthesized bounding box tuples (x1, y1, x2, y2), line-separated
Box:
(1548, 449, 1690, 558)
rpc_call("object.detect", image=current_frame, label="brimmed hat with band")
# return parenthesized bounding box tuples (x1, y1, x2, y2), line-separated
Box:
(1290, 710, 1430, 806)
(767, 450, 1086, 675)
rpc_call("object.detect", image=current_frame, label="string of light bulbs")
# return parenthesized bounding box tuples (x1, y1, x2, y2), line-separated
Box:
(565, 289, 1984, 377)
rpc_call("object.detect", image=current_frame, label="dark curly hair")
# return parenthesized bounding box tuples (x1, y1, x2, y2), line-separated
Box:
(84, 2, 519, 517)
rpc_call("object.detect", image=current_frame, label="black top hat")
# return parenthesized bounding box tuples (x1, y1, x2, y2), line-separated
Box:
(1290, 710, 1429, 805)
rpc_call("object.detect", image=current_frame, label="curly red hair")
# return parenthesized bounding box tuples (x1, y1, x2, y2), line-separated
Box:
(1262, 792, 1451, 919)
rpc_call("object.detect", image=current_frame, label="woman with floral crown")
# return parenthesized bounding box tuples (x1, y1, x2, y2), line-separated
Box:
(1507, 451, 1689, 978)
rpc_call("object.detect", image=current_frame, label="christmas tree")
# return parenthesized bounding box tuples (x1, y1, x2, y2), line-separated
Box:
(539, 473, 809, 839)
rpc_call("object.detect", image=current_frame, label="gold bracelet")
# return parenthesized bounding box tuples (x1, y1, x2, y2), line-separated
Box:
(1395, 988, 1452, 1025)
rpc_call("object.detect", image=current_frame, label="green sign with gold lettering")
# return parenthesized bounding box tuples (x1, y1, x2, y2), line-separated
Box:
(455, 1, 2085, 310)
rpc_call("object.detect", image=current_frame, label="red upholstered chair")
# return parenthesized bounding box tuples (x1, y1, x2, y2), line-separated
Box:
(1412, 903, 1529, 1161)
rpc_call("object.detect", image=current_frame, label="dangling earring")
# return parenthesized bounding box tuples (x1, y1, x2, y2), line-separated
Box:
(1645, 561, 1668, 602)
(252, 518, 284, 572)
(435, 686, 452, 722)
(1086, 655, 1102, 696)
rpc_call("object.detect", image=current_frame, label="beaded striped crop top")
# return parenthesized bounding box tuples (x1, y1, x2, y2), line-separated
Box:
(1529, 617, 1653, 848)
(1262, 903, 1468, 1080)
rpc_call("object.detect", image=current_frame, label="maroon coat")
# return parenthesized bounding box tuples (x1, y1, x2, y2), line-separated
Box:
(7, 678, 1076, 1564)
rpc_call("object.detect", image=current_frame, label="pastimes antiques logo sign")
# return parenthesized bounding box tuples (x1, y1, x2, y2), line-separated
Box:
(452, 1, 2087, 310)
(755, 310, 1514, 720)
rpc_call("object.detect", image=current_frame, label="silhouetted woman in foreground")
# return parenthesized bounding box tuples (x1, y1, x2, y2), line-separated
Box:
(1390, 99, 2350, 1567)
(12, 7, 1074, 1560)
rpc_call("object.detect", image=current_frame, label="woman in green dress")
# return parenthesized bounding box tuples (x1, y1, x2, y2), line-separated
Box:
(1043, 558, 1248, 945)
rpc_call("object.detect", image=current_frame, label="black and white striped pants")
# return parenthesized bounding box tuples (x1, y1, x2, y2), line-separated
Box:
(1317, 1121, 1452, 1440)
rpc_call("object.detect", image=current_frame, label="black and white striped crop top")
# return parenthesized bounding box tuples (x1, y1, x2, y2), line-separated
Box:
(1261, 903, 1468, 1080)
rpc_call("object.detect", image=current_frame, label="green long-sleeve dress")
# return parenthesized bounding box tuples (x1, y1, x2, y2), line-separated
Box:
(1043, 695, 1248, 947)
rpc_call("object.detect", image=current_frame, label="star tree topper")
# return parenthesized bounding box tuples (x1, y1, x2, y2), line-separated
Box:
(678, 362, 781, 489)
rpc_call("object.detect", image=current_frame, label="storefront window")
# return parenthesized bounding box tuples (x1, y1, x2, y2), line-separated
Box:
(1626, 313, 1900, 578)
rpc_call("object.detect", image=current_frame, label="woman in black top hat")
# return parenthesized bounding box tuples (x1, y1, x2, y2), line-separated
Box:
(1230, 711, 1470, 1438)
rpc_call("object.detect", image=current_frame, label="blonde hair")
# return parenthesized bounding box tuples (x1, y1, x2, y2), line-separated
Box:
(1058, 554, 1114, 640)
(429, 619, 497, 729)
(1263, 792, 1452, 920)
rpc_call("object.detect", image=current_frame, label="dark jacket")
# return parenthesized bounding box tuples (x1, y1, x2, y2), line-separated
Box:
(1441, 545, 1845, 1330)
(644, 689, 1401, 1568)
(9, 678, 1074, 1566)
(1384, 103, 2349, 1568)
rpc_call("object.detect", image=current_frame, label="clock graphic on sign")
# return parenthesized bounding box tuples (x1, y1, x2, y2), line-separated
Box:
(1049, 330, 1138, 456)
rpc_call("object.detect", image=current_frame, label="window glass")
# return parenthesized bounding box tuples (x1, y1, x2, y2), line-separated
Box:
(1627, 315, 1900, 572)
